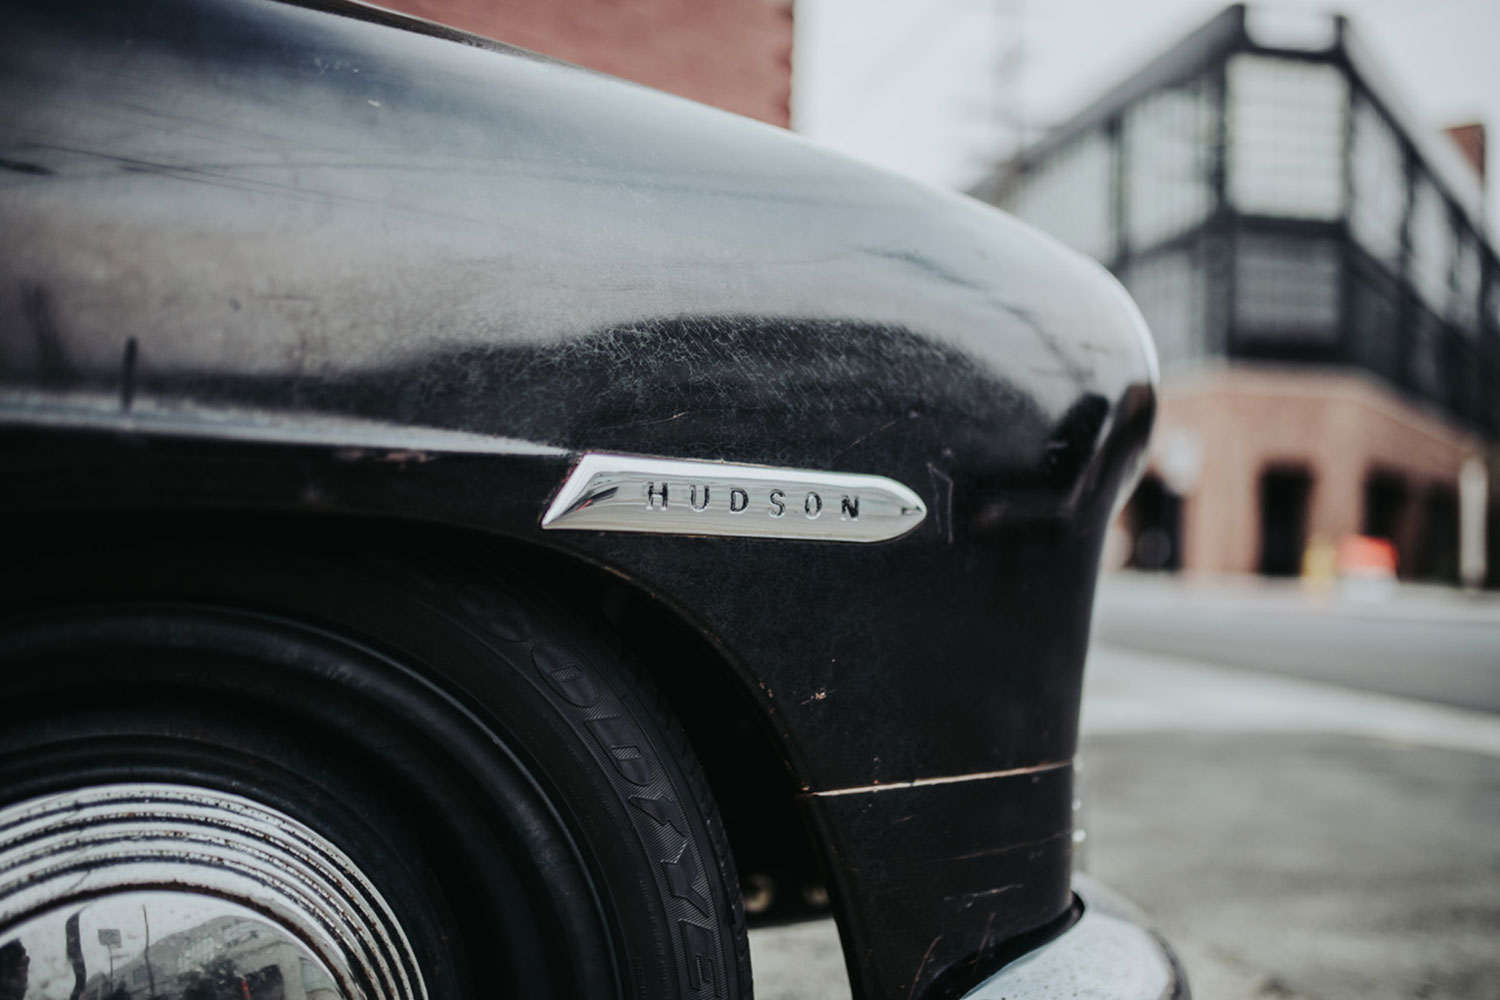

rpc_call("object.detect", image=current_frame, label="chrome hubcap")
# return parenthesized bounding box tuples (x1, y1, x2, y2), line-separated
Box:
(0, 785, 426, 1000)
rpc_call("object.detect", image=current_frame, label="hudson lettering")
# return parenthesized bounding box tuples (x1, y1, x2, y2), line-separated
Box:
(542, 458, 925, 543)
(633, 480, 872, 530)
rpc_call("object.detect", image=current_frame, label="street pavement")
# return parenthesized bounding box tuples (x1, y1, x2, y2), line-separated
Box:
(1092, 572, 1500, 712)
(1081, 644, 1500, 1000)
(750, 574, 1500, 999)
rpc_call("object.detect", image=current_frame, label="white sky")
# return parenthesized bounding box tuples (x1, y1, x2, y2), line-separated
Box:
(793, 0, 1500, 233)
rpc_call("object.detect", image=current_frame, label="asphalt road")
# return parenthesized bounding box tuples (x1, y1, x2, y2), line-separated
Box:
(1081, 645, 1500, 1000)
(751, 577, 1500, 999)
(1091, 572, 1500, 714)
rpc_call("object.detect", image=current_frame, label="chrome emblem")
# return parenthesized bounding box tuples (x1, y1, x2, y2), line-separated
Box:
(542, 453, 928, 543)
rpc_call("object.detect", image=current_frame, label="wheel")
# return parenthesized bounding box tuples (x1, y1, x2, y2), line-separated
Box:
(0, 539, 750, 1000)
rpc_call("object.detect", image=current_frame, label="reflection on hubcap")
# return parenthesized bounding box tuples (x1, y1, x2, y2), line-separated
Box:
(0, 785, 426, 1000)
(1, 892, 342, 1000)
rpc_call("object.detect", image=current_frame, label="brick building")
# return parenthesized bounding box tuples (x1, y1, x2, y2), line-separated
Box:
(375, 0, 794, 126)
(973, 4, 1498, 585)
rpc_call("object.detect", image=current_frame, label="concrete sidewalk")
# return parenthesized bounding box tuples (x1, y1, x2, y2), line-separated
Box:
(1096, 568, 1500, 626)
(1080, 644, 1500, 1000)
(1093, 570, 1500, 715)
(1081, 644, 1500, 757)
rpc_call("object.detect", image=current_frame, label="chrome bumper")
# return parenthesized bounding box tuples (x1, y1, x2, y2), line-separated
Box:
(960, 875, 1188, 1000)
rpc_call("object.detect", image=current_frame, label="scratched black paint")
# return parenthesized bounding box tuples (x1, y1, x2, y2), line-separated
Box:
(0, 1, 1156, 998)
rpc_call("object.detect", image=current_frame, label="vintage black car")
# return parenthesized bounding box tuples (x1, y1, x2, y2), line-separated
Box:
(0, 1, 1183, 998)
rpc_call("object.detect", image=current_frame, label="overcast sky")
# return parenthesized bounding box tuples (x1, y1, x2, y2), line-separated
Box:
(793, 0, 1500, 233)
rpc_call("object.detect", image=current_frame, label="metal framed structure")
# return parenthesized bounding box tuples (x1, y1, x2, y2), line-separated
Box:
(973, 3, 1500, 443)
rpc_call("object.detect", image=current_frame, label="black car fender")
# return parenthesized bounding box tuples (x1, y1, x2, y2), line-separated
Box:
(0, 0, 1157, 996)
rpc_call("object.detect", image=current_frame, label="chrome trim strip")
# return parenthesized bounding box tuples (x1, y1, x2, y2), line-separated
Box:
(807, 760, 1071, 797)
(541, 453, 928, 543)
(0, 389, 566, 457)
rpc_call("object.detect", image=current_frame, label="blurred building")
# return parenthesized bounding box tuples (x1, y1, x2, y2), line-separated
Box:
(374, 0, 794, 126)
(973, 4, 1498, 585)
(83, 914, 337, 1000)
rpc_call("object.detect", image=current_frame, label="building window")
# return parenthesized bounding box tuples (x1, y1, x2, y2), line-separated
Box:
(1348, 95, 1405, 269)
(1348, 261, 1401, 380)
(1448, 336, 1481, 421)
(1234, 234, 1341, 343)
(1408, 311, 1444, 402)
(1486, 273, 1500, 332)
(1122, 250, 1203, 367)
(1123, 78, 1215, 250)
(1415, 485, 1459, 582)
(1363, 470, 1407, 546)
(1011, 127, 1116, 262)
(1259, 466, 1312, 576)
(1409, 175, 1453, 311)
(1452, 231, 1480, 331)
(1124, 475, 1182, 571)
(1226, 54, 1348, 220)
(1487, 342, 1500, 437)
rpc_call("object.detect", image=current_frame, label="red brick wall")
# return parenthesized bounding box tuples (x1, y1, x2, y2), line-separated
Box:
(377, 0, 794, 126)
(1143, 366, 1485, 577)
(1444, 123, 1487, 183)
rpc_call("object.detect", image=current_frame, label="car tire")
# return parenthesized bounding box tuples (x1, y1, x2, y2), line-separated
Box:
(0, 541, 751, 1000)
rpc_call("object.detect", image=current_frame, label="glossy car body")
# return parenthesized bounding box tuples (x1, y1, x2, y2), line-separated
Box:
(0, 0, 1180, 997)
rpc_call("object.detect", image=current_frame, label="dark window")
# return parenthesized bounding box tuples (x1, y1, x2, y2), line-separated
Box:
(1235, 235, 1342, 346)
(1408, 311, 1445, 402)
(1362, 471, 1406, 544)
(1414, 486, 1459, 583)
(1444, 333, 1480, 423)
(1259, 466, 1312, 576)
(1125, 475, 1182, 572)
(1488, 499, 1500, 589)
(1348, 262, 1402, 380)
(1487, 343, 1500, 438)
(1452, 231, 1481, 331)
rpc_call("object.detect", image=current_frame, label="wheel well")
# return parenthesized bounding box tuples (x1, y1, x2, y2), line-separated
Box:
(5, 509, 829, 924)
